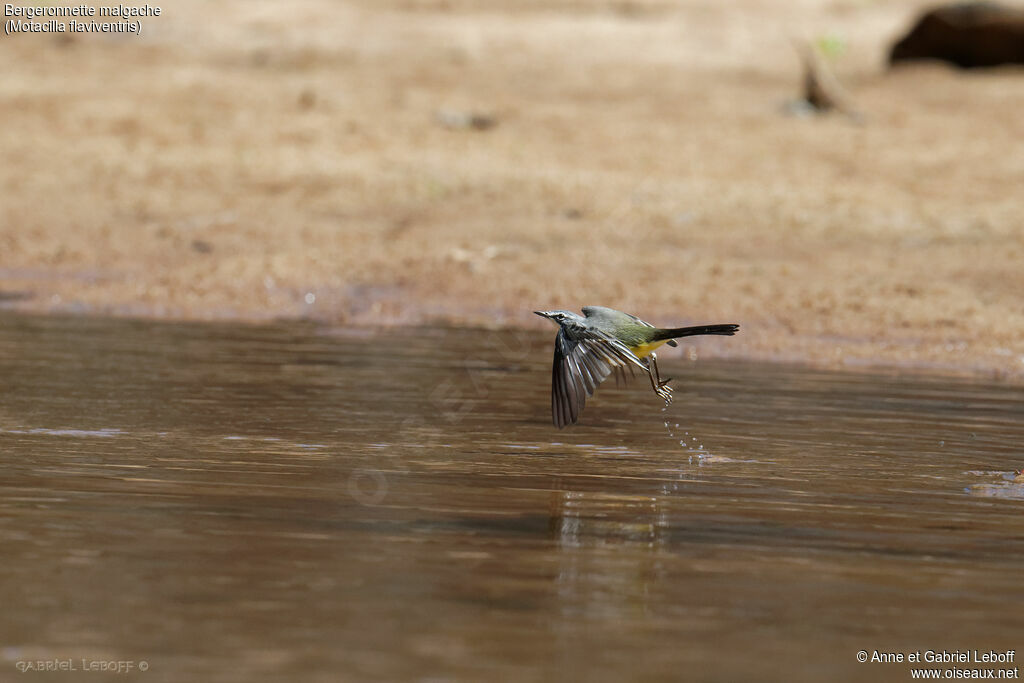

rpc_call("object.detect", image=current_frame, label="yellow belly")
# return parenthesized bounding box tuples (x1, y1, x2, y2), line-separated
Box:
(629, 340, 668, 358)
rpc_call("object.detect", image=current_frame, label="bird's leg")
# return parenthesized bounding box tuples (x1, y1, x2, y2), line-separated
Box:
(649, 353, 673, 389)
(644, 353, 673, 405)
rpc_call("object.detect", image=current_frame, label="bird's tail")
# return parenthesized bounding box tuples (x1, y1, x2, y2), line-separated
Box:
(651, 324, 739, 342)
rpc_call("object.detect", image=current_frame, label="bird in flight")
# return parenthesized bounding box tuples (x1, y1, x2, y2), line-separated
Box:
(535, 306, 739, 428)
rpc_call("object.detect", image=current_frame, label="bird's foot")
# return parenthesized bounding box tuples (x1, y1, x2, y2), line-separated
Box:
(656, 384, 673, 405)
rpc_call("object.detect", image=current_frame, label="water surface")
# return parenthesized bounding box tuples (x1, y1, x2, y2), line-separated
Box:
(0, 313, 1022, 682)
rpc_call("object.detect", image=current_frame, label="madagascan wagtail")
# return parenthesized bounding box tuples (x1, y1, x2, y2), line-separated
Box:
(535, 306, 739, 428)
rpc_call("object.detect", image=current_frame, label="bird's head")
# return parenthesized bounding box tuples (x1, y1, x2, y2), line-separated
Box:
(534, 310, 575, 326)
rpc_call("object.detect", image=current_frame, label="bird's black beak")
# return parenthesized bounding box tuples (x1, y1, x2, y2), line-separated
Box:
(534, 311, 548, 318)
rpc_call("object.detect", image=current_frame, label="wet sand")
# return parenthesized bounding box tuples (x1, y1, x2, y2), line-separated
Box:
(1, 0, 1023, 378)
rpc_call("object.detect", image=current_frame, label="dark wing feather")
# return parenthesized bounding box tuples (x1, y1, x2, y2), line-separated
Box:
(551, 328, 646, 428)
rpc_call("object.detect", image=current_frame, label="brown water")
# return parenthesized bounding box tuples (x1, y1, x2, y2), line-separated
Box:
(1, 313, 1022, 682)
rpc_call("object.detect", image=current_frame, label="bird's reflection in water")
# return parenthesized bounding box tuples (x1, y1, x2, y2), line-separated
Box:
(548, 489, 669, 618)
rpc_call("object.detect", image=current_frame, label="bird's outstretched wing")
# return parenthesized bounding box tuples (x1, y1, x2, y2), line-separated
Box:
(551, 328, 647, 429)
